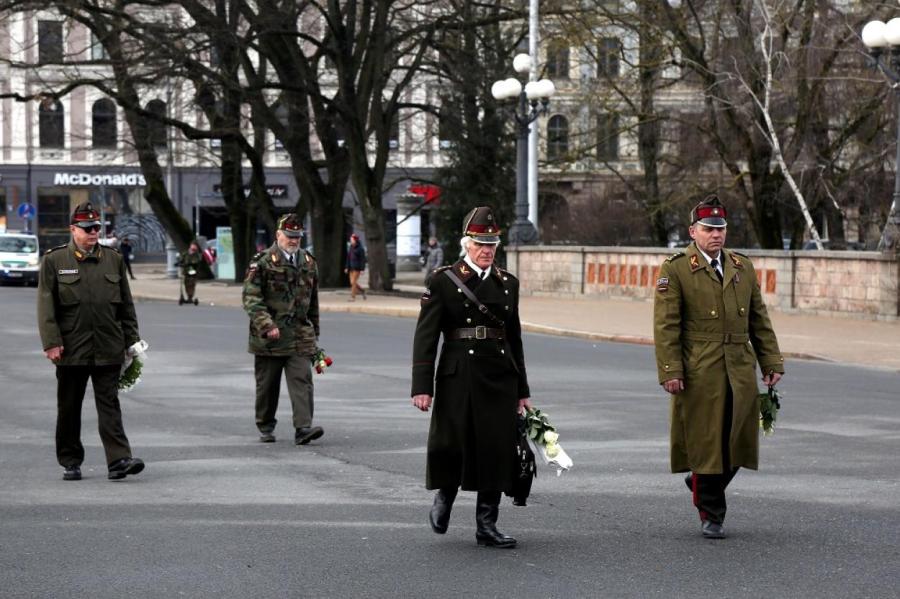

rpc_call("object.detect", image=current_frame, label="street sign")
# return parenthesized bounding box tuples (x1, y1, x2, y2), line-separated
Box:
(17, 203, 36, 220)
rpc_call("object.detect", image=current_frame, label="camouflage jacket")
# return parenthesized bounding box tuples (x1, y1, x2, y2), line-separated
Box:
(241, 243, 319, 356)
(177, 251, 203, 277)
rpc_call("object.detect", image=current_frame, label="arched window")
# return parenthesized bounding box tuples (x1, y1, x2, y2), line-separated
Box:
(39, 98, 64, 148)
(547, 115, 569, 160)
(92, 99, 117, 148)
(145, 99, 167, 148)
(546, 42, 570, 80)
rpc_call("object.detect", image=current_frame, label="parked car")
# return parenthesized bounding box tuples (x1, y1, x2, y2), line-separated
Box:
(0, 232, 40, 286)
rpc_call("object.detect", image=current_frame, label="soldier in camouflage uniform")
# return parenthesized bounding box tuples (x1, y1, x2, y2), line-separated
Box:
(653, 196, 784, 539)
(242, 214, 323, 445)
(37, 202, 145, 481)
(176, 241, 203, 305)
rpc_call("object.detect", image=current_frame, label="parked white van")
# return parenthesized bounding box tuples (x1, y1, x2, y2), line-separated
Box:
(0, 232, 40, 286)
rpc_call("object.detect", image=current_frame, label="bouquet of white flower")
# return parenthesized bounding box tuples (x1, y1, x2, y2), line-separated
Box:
(119, 340, 149, 392)
(524, 407, 573, 476)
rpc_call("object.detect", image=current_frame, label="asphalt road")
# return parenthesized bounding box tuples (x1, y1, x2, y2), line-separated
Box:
(1, 286, 898, 599)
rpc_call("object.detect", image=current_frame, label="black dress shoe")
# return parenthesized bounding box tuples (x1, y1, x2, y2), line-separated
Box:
(295, 426, 324, 445)
(63, 465, 81, 481)
(259, 432, 276, 443)
(108, 457, 145, 480)
(701, 520, 726, 539)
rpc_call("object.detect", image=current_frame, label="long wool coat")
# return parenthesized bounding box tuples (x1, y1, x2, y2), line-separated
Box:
(411, 260, 530, 492)
(653, 243, 784, 474)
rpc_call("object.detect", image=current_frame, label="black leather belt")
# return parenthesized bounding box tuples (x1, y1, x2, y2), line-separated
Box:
(447, 326, 505, 340)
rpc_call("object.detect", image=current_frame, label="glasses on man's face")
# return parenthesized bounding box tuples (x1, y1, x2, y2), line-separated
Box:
(76, 225, 101, 233)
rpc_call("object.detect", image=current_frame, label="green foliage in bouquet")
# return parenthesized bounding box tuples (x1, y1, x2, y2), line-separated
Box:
(759, 387, 782, 436)
(524, 408, 556, 443)
(118, 356, 143, 392)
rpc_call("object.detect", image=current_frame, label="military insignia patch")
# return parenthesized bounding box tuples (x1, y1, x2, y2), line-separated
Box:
(656, 277, 669, 292)
(58, 269, 78, 275)
(689, 254, 701, 271)
(729, 254, 743, 269)
(459, 264, 469, 275)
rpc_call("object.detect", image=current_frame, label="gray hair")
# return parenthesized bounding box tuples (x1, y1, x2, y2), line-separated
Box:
(460, 236, 500, 254)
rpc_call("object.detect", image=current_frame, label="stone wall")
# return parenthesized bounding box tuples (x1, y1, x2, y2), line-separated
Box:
(506, 246, 900, 320)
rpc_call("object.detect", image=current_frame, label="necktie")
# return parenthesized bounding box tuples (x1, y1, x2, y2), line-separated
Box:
(710, 259, 723, 283)
(480, 271, 486, 280)
(288, 254, 294, 266)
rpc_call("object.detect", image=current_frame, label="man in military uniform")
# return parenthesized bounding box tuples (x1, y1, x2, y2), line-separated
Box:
(411, 206, 532, 549)
(176, 241, 203, 305)
(653, 195, 784, 539)
(242, 214, 323, 445)
(37, 202, 146, 481)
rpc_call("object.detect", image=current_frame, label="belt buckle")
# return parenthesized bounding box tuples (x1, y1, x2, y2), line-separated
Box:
(475, 326, 487, 340)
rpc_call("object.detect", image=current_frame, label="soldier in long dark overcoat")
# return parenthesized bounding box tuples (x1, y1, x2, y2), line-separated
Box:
(242, 214, 322, 446)
(411, 206, 531, 549)
(653, 196, 784, 539)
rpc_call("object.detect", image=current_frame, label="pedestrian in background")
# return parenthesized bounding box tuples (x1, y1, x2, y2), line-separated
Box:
(344, 233, 367, 301)
(423, 236, 443, 284)
(120, 236, 136, 280)
(36, 202, 145, 482)
(411, 206, 531, 549)
(176, 241, 203, 305)
(242, 214, 324, 446)
(653, 195, 785, 539)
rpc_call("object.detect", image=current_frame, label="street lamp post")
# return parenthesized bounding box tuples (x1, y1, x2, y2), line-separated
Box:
(491, 54, 555, 245)
(863, 18, 900, 252)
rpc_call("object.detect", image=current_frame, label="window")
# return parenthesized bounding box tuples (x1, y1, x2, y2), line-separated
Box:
(597, 37, 620, 78)
(546, 42, 570, 80)
(389, 112, 400, 151)
(38, 21, 63, 63)
(39, 98, 64, 148)
(597, 113, 619, 161)
(547, 114, 569, 160)
(145, 99, 167, 148)
(90, 32, 109, 61)
(92, 99, 117, 148)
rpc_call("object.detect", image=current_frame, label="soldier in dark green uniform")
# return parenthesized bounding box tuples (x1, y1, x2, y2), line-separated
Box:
(653, 196, 784, 539)
(37, 202, 145, 481)
(242, 214, 323, 445)
(411, 206, 532, 549)
(176, 241, 203, 305)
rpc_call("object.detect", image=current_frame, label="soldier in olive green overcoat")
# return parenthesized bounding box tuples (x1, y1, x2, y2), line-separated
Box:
(653, 196, 784, 539)
(242, 214, 322, 446)
(411, 206, 531, 549)
(37, 202, 145, 482)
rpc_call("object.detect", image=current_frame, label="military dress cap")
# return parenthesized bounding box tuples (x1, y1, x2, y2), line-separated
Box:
(71, 202, 102, 228)
(462, 206, 501, 244)
(277, 214, 304, 238)
(690, 195, 728, 228)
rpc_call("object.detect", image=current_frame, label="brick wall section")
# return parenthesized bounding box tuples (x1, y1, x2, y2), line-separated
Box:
(506, 246, 900, 320)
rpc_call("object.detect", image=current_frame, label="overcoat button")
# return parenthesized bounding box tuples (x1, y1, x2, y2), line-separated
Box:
(468, 349, 474, 355)
(503, 277, 508, 281)
(504, 290, 509, 295)
(457, 288, 462, 293)
(505, 306, 509, 310)
(501, 349, 505, 354)
(664, 364, 670, 370)
(466, 318, 472, 323)
(710, 310, 717, 316)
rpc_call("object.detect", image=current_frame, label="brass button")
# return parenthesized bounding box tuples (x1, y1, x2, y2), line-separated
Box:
(457, 288, 462, 293)
(501, 349, 505, 354)
(468, 349, 474, 355)
(664, 364, 670, 370)
(464, 302, 469, 308)
(505, 290, 509, 295)
(503, 276, 508, 281)
(739, 307, 745, 315)
(710, 310, 717, 317)
(505, 306, 509, 310)
(466, 318, 472, 324)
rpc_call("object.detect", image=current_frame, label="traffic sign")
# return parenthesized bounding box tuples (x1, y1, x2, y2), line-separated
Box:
(17, 203, 36, 220)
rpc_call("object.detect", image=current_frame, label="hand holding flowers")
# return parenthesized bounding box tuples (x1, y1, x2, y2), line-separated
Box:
(758, 386, 782, 436)
(312, 348, 334, 374)
(119, 340, 149, 392)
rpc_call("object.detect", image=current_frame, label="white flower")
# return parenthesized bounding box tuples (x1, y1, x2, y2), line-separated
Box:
(542, 430, 559, 445)
(545, 443, 560, 458)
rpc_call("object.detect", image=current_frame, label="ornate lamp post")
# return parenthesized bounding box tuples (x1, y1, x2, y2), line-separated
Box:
(491, 54, 555, 245)
(862, 18, 900, 252)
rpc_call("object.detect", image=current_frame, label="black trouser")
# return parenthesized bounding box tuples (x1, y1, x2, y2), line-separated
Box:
(123, 260, 135, 279)
(56, 364, 132, 468)
(254, 355, 313, 432)
(691, 387, 739, 524)
(183, 275, 197, 299)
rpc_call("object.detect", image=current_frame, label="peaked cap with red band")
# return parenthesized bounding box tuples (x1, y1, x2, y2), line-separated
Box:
(690, 195, 727, 228)
(462, 206, 501, 244)
(71, 202, 102, 227)
(277, 213, 304, 238)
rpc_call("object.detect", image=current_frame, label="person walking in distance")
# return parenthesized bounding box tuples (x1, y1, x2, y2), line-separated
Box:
(423, 236, 444, 285)
(344, 233, 367, 301)
(120, 236, 136, 280)
(653, 195, 785, 539)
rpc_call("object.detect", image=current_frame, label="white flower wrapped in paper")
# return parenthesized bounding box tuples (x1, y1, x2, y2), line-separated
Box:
(119, 340, 149, 392)
(524, 407, 574, 476)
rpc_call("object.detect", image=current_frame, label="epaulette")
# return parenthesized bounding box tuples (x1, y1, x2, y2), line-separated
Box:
(731, 251, 749, 258)
(494, 266, 517, 281)
(304, 249, 316, 263)
(665, 252, 685, 263)
(45, 244, 67, 255)
(434, 265, 451, 273)
(251, 251, 265, 262)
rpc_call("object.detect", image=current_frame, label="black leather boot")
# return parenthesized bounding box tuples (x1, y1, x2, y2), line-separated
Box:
(475, 491, 517, 548)
(429, 488, 458, 534)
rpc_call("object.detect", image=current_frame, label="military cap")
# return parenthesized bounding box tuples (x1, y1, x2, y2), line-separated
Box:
(462, 206, 501, 244)
(690, 195, 727, 228)
(277, 213, 304, 238)
(71, 202, 102, 228)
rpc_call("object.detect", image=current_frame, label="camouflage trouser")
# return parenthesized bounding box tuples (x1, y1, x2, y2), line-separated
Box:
(254, 354, 313, 432)
(183, 275, 197, 299)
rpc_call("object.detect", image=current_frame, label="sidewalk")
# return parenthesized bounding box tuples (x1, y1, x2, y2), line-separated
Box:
(128, 262, 900, 371)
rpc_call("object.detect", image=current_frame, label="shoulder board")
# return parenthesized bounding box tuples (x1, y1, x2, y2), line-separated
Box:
(665, 252, 685, 263)
(434, 265, 451, 273)
(45, 244, 68, 255)
(494, 267, 517, 281)
(304, 250, 316, 263)
(107, 246, 121, 254)
(731, 251, 749, 258)
(251, 251, 265, 262)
